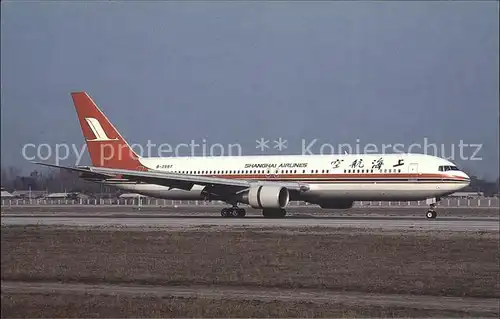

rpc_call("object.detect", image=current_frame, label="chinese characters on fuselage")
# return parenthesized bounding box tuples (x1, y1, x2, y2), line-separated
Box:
(393, 159, 404, 167)
(331, 159, 344, 168)
(350, 159, 364, 168)
(371, 157, 384, 169)
(331, 157, 406, 170)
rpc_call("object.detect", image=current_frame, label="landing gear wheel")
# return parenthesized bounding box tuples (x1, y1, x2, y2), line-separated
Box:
(236, 208, 246, 217)
(221, 207, 246, 218)
(221, 208, 229, 217)
(426, 203, 437, 219)
(230, 209, 238, 218)
(426, 210, 437, 219)
(262, 208, 286, 218)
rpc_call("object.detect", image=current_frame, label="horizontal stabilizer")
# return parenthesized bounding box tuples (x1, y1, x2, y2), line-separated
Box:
(31, 162, 114, 178)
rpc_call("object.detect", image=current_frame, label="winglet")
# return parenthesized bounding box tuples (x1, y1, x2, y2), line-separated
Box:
(71, 92, 147, 170)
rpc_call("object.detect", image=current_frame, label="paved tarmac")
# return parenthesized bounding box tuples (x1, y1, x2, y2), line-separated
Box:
(2, 215, 498, 231)
(2, 206, 498, 232)
(2, 205, 499, 216)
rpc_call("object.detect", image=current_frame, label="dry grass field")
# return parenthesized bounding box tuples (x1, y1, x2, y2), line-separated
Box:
(1, 225, 498, 317)
(2, 293, 492, 318)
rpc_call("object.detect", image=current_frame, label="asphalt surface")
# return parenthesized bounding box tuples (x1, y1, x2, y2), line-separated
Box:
(2, 205, 499, 216)
(2, 208, 498, 231)
(2, 281, 497, 314)
(2, 206, 498, 317)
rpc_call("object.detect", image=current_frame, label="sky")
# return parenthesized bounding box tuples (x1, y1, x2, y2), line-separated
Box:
(1, 1, 498, 180)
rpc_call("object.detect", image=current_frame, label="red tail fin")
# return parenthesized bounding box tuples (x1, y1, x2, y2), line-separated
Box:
(71, 92, 146, 170)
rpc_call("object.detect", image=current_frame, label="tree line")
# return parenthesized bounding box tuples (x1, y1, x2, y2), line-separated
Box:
(1, 166, 115, 195)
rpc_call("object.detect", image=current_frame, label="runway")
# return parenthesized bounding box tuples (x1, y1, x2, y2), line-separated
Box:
(3, 207, 498, 318)
(2, 215, 498, 231)
(2, 206, 498, 231)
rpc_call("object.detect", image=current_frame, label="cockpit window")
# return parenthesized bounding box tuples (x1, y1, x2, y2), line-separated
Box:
(438, 165, 460, 172)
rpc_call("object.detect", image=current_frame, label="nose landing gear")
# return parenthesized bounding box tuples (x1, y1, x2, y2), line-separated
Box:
(426, 203, 437, 219)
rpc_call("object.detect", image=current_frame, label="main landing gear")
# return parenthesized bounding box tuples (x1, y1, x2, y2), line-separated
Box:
(426, 203, 437, 219)
(220, 206, 246, 218)
(220, 207, 287, 218)
(262, 208, 287, 218)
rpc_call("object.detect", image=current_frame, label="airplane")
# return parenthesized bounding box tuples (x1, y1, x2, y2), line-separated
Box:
(34, 92, 470, 219)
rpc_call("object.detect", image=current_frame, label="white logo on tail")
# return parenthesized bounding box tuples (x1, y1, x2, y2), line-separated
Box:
(84, 117, 118, 141)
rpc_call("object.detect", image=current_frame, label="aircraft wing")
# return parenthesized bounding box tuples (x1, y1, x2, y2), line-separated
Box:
(88, 166, 311, 193)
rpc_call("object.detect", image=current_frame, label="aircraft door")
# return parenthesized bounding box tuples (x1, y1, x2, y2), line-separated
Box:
(408, 163, 418, 174)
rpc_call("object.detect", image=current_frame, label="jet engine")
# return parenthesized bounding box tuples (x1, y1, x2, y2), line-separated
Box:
(239, 185, 290, 209)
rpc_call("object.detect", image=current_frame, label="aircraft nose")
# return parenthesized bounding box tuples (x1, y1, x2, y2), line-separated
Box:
(460, 171, 471, 184)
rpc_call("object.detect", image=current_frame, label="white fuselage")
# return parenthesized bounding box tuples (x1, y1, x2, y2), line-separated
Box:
(98, 153, 470, 204)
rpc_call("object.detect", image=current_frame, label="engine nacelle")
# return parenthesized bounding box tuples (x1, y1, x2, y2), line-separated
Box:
(316, 200, 354, 209)
(241, 185, 290, 209)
